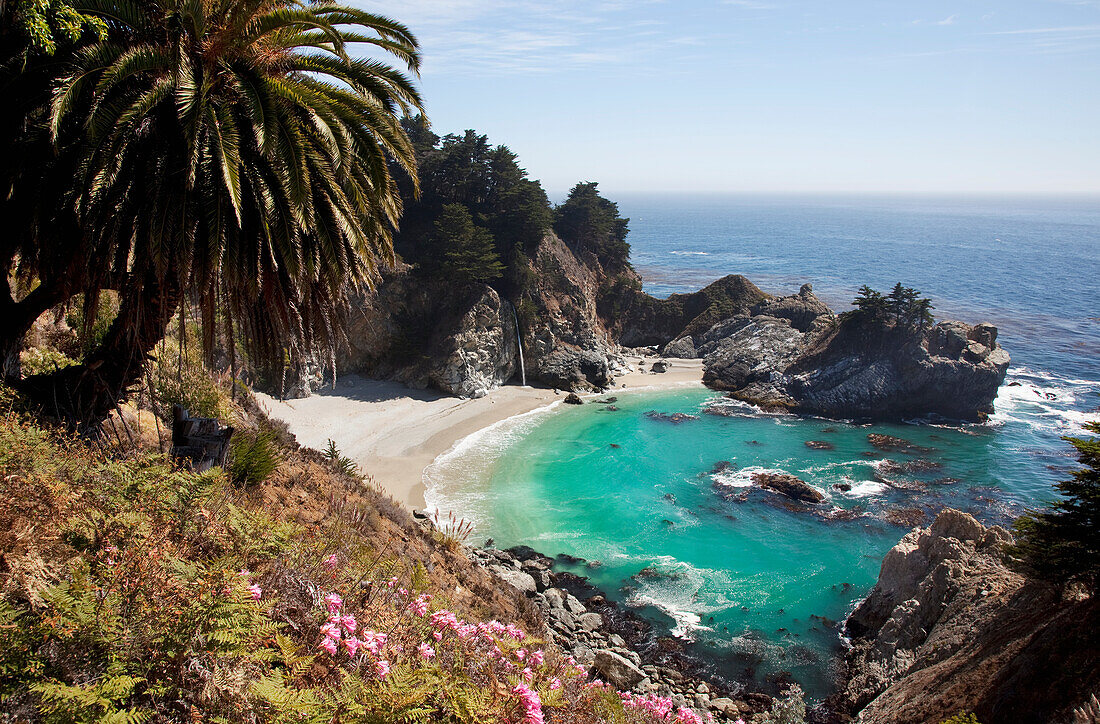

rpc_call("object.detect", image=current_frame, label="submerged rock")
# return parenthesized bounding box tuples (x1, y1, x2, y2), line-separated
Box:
(644, 411, 699, 424)
(804, 440, 835, 451)
(563, 392, 584, 405)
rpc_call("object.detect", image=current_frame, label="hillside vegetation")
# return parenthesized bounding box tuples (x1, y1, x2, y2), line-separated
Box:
(0, 380, 726, 723)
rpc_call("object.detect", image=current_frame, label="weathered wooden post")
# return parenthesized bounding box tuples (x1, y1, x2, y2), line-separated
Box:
(170, 404, 234, 472)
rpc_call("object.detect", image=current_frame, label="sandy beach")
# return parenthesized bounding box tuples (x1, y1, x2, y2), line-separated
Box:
(257, 356, 704, 509)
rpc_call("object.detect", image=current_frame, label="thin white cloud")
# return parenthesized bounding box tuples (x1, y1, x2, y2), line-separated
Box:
(936, 15, 958, 26)
(351, 0, 700, 76)
(987, 24, 1100, 34)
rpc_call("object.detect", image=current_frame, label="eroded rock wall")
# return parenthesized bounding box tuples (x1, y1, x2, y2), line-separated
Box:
(841, 509, 1100, 724)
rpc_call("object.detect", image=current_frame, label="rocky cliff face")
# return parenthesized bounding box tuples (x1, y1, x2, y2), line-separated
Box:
(840, 509, 1099, 724)
(606, 274, 771, 348)
(336, 269, 517, 398)
(516, 232, 625, 390)
(698, 288, 1009, 422)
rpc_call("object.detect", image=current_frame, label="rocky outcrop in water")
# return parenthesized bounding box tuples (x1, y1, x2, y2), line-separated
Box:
(698, 287, 1010, 421)
(839, 509, 1100, 724)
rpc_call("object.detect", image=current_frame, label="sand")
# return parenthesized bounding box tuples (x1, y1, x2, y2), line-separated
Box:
(256, 356, 705, 509)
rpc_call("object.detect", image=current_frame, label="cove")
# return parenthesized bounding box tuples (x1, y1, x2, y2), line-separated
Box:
(425, 378, 1081, 700)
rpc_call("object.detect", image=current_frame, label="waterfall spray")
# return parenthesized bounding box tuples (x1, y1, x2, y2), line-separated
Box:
(509, 302, 526, 386)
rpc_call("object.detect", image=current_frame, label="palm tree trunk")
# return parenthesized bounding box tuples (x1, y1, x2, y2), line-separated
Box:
(18, 274, 181, 428)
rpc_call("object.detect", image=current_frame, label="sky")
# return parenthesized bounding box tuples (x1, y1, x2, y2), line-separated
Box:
(352, 1, 1100, 197)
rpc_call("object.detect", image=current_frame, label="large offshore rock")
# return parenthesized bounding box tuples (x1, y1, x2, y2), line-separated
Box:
(700, 298, 1010, 421)
(785, 318, 1010, 421)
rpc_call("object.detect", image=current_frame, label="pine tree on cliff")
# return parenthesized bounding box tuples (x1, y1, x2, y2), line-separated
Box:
(433, 204, 504, 285)
(1008, 421, 1100, 591)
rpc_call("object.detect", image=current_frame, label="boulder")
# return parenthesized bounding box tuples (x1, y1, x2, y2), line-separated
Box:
(593, 650, 647, 690)
(489, 566, 537, 595)
(563, 392, 584, 405)
(651, 360, 669, 373)
(661, 336, 697, 359)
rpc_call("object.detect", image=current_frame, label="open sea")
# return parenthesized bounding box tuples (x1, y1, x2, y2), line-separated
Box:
(425, 195, 1100, 700)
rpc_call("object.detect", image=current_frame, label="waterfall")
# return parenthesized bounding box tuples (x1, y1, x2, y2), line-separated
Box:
(509, 302, 527, 387)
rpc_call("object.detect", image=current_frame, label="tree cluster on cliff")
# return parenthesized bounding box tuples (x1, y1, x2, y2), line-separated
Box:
(393, 121, 551, 288)
(851, 283, 935, 330)
(1008, 421, 1100, 591)
(392, 119, 633, 295)
(553, 182, 631, 273)
(0, 0, 422, 424)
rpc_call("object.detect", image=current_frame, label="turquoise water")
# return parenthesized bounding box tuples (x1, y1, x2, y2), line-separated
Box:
(424, 196, 1100, 700)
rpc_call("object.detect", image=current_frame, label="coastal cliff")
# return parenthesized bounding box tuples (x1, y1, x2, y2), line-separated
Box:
(839, 509, 1099, 724)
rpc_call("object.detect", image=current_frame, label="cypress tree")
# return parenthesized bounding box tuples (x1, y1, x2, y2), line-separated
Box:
(1007, 421, 1100, 591)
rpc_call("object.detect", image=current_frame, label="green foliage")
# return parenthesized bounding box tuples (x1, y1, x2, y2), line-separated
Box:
(394, 124, 551, 289)
(19, 347, 77, 376)
(553, 182, 631, 272)
(851, 282, 934, 329)
(940, 713, 982, 724)
(64, 292, 119, 356)
(433, 204, 505, 284)
(1007, 421, 1100, 590)
(8, 0, 106, 55)
(322, 439, 360, 477)
(228, 429, 278, 487)
(149, 341, 232, 422)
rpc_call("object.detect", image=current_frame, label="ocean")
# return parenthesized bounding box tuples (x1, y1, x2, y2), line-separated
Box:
(425, 195, 1100, 700)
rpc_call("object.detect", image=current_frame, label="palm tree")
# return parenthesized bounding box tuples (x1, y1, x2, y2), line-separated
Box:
(8, 0, 422, 424)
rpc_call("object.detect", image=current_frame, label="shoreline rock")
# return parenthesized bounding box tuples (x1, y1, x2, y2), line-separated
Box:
(838, 508, 1100, 723)
(463, 543, 769, 722)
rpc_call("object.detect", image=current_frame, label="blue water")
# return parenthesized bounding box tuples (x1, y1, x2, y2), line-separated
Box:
(426, 195, 1100, 700)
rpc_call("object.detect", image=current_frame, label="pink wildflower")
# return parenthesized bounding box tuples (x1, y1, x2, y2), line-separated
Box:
(432, 630, 443, 641)
(323, 553, 339, 570)
(673, 707, 705, 724)
(417, 643, 435, 659)
(549, 678, 562, 691)
(343, 636, 362, 657)
(408, 594, 431, 617)
(512, 683, 544, 724)
(248, 584, 262, 601)
(516, 648, 527, 661)
(531, 649, 544, 665)
(320, 622, 341, 640)
(323, 593, 343, 613)
(318, 637, 338, 655)
(339, 614, 357, 634)
(375, 660, 391, 678)
(360, 630, 387, 655)
(238, 569, 250, 578)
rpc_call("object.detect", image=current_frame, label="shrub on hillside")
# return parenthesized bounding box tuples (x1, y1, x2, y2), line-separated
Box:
(228, 428, 279, 486)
